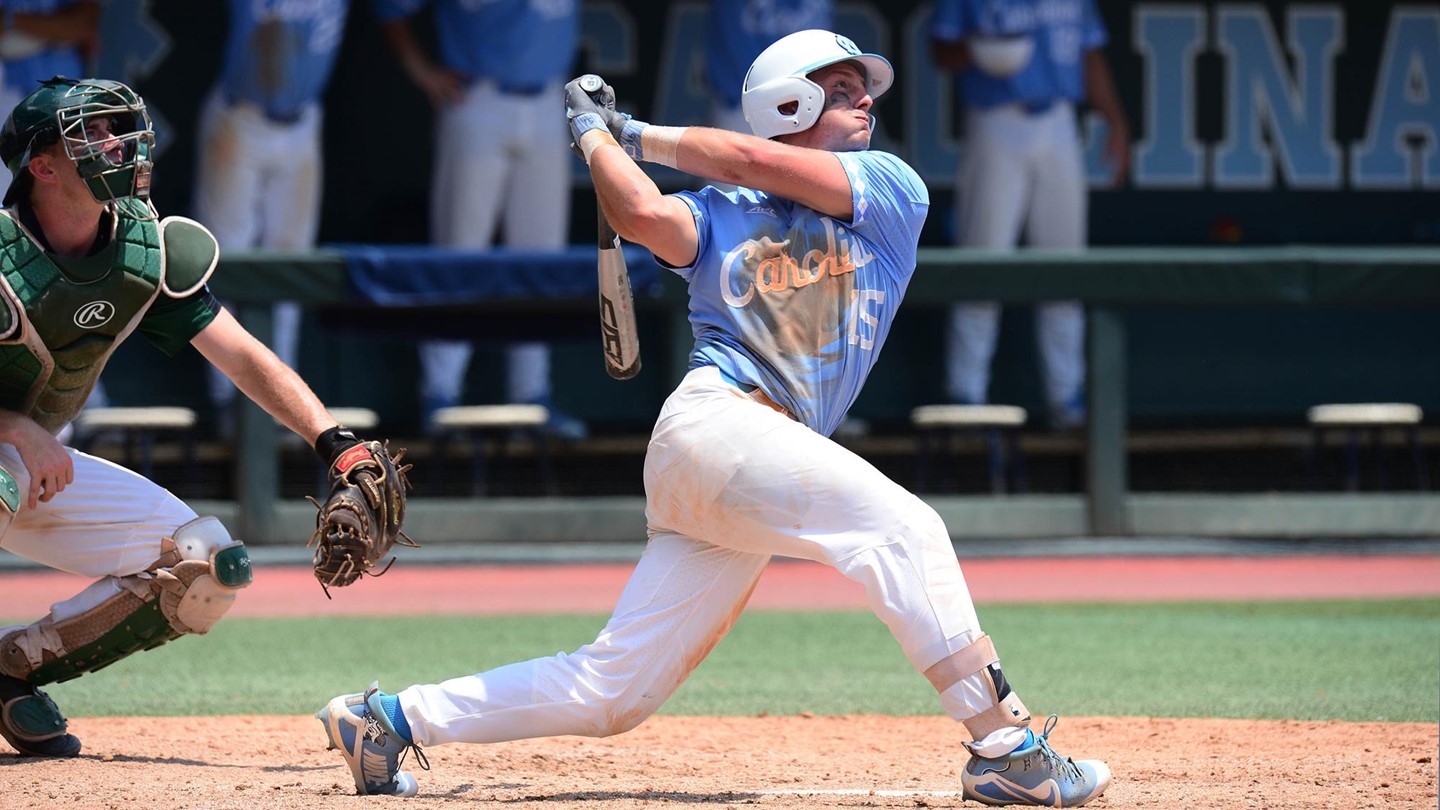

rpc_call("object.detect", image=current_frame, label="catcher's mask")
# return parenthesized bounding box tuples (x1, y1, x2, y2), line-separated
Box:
(741, 29, 893, 140)
(0, 76, 157, 217)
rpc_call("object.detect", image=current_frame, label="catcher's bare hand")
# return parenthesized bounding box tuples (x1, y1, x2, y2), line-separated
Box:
(308, 435, 417, 596)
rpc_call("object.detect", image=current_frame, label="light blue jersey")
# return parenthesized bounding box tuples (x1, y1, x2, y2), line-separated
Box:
(1, 0, 88, 97)
(670, 150, 928, 436)
(706, 0, 832, 108)
(220, 0, 349, 121)
(929, 0, 1107, 109)
(374, 0, 578, 89)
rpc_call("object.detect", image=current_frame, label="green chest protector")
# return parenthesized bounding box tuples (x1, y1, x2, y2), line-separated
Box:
(0, 207, 217, 433)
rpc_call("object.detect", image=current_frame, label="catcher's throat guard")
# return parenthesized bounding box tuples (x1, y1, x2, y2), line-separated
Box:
(309, 440, 417, 596)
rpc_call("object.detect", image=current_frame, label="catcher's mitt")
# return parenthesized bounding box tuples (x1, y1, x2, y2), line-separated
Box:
(308, 440, 417, 596)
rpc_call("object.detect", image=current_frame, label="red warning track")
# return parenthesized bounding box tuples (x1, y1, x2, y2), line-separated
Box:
(2, 555, 1436, 617)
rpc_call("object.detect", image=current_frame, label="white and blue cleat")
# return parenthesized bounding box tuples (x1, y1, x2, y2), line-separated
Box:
(317, 681, 427, 797)
(961, 715, 1111, 807)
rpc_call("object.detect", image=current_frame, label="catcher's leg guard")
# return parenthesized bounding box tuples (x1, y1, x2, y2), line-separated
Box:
(0, 516, 252, 686)
(924, 633, 1031, 741)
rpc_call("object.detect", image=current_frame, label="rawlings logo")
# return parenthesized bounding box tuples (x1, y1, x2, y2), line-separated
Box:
(334, 444, 371, 473)
(74, 301, 116, 329)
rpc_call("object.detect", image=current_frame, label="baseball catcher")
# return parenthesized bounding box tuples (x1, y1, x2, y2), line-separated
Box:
(309, 426, 417, 596)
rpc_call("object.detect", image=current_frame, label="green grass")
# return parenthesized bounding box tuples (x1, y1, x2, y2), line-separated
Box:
(15, 599, 1438, 722)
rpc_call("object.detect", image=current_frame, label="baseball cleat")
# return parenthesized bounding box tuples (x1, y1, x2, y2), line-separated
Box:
(0, 675, 82, 758)
(961, 715, 1110, 807)
(317, 681, 427, 797)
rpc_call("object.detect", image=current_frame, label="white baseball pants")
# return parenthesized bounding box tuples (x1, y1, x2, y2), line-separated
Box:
(193, 91, 318, 406)
(397, 367, 1015, 748)
(420, 80, 570, 407)
(946, 101, 1086, 411)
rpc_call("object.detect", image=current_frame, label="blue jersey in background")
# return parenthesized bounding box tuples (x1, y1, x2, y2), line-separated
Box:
(929, 0, 1107, 109)
(1, 0, 90, 97)
(374, 0, 577, 89)
(705, 0, 831, 107)
(219, 0, 349, 121)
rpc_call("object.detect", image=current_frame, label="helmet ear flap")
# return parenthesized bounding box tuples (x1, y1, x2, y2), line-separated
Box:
(746, 75, 825, 138)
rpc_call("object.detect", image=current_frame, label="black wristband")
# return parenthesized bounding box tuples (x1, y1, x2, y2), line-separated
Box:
(314, 425, 361, 467)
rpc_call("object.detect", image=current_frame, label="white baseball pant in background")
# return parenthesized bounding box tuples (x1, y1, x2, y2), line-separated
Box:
(947, 101, 1086, 414)
(421, 80, 570, 410)
(193, 91, 319, 407)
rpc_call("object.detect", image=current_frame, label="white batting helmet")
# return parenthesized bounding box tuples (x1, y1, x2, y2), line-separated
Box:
(741, 29, 893, 140)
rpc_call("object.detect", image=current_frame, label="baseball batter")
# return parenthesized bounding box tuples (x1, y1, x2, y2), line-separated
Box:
(194, 0, 350, 434)
(0, 77, 388, 758)
(318, 30, 1111, 807)
(930, 0, 1129, 429)
(376, 0, 585, 438)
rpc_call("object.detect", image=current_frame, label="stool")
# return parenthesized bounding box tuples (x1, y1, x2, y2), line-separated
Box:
(314, 408, 382, 495)
(911, 404, 1028, 494)
(1306, 403, 1427, 491)
(74, 407, 199, 483)
(430, 405, 556, 496)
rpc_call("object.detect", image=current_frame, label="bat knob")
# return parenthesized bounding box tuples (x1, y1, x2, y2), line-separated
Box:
(579, 74, 604, 94)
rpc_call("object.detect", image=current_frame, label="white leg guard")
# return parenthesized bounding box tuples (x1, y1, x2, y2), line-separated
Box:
(924, 633, 1031, 741)
(0, 517, 251, 686)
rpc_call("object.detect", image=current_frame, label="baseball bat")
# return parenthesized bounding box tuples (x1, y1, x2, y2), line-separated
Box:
(581, 74, 642, 380)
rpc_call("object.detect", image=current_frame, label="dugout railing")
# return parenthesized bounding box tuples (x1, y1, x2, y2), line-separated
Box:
(201, 247, 1440, 545)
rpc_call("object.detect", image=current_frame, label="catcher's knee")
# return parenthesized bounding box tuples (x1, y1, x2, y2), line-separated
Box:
(0, 517, 251, 686)
(153, 516, 253, 635)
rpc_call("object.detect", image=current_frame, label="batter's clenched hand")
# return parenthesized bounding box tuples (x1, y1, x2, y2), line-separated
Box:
(0, 411, 74, 508)
(564, 75, 629, 147)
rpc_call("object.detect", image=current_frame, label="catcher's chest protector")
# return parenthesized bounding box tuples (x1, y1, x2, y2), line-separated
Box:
(0, 208, 163, 433)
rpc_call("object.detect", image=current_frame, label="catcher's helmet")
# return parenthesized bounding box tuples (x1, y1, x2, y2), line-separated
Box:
(0, 76, 155, 209)
(741, 29, 893, 140)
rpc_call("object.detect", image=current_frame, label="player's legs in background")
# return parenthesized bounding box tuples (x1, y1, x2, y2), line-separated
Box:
(417, 84, 506, 431)
(500, 86, 585, 439)
(254, 106, 323, 381)
(946, 107, 1031, 404)
(1026, 102, 1088, 429)
(396, 533, 769, 745)
(194, 93, 267, 436)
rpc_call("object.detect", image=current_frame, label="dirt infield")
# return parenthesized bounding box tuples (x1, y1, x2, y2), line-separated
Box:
(3, 714, 1434, 809)
(1, 556, 1438, 808)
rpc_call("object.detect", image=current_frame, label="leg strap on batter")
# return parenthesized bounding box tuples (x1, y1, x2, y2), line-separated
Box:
(0, 517, 251, 686)
(923, 633, 1031, 740)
